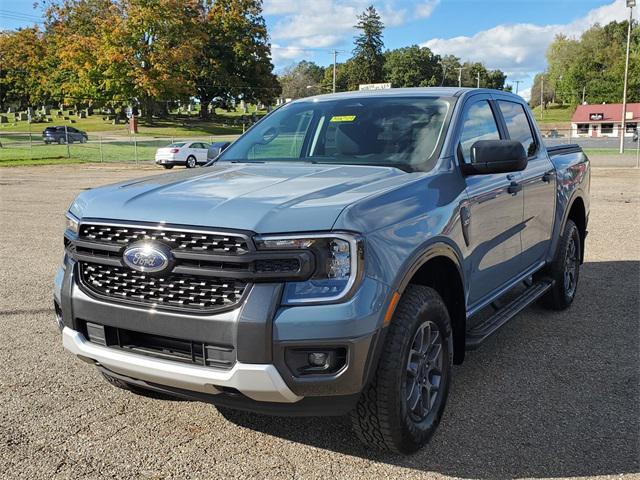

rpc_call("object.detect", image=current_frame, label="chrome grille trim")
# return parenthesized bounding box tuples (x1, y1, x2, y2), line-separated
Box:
(67, 220, 313, 313)
(79, 223, 250, 255)
(79, 262, 248, 312)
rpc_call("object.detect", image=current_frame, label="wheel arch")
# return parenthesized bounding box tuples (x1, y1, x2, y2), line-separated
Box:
(396, 242, 467, 364)
(565, 195, 587, 263)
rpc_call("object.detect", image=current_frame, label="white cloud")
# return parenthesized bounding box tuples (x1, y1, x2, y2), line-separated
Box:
(416, 0, 439, 19)
(422, 0, 629, 76)
(266, 0, 440, 67)
(518, 87, 532, 102)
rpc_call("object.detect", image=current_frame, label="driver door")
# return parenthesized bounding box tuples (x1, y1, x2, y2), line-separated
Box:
(459, 97, 525, 308)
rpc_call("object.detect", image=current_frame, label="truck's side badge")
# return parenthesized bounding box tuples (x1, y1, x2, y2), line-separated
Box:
(461, 205, 471, 247)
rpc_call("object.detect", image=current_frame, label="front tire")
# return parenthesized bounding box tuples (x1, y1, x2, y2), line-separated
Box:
(541, 219, 581, 310)
(350, 285, 453, 454)
(186, 156, 197, 168)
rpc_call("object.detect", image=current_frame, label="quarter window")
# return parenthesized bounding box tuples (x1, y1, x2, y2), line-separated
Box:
(459, 101, 500, 163)
(498, 101, 537, 156)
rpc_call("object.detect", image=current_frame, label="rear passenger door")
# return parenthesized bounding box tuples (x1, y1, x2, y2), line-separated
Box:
(191, 143, 208, 163)
(458, 96, 525, 306)
(496, 100, 555, 268)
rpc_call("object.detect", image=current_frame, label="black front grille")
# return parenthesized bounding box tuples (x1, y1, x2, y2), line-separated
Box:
(83, 321, 234, 368)
(79, 224, 250, 254)
(68, 222, 313, 313)
(79, 262, 247, 311)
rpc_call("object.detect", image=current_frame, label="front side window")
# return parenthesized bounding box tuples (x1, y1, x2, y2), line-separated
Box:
(216, 96, 452, 171)
(498, 101, 537, 156)
(459, 101, 500, 163)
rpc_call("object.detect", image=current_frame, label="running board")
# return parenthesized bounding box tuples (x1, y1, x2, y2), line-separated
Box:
(465, 279, 553, 350)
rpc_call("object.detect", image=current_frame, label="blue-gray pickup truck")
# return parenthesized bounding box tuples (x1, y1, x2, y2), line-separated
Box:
(55, 88, 590, 453)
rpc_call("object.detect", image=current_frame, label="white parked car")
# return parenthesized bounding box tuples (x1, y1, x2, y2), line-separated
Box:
(155, 141, 210, 169)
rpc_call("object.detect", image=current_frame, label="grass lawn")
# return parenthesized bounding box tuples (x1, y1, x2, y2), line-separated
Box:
(531, 104, 575, 125)
(0, 107, 265, 136)
(583, 148, 640, 157)
(0, 134, 232, 166)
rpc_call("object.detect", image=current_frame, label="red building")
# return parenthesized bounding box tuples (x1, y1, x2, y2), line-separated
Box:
(571, 103, 640, 138)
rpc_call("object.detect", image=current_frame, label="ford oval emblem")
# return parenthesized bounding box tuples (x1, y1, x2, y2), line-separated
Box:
(122, 242, 171, 273)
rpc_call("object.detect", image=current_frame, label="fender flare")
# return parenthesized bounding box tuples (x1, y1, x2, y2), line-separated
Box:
(550, 189, 587, 263)
(395, 239, 465, 295)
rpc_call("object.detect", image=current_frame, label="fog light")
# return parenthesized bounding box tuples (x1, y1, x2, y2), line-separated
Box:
(307, 352, 328, 367)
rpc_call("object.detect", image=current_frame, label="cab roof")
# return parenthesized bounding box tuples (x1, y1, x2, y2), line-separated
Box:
(300, 87, 524, 103)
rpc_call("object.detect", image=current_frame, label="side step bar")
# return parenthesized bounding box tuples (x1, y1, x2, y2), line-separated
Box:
(465, 279, 553, 350)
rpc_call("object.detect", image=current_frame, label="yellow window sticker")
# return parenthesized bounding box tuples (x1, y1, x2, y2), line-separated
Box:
(330, 115, 356, 122)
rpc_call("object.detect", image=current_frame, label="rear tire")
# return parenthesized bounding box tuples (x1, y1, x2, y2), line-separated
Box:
(540, 219, 581, 310)
(350, 285, 453, 454)
(186, 156, 197, 168)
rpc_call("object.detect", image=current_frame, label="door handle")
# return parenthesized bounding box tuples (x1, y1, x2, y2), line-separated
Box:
(508, 181, 522, 195)
(542, 170, 555, 183)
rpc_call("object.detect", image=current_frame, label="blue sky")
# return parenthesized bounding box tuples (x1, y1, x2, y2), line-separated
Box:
(0, 0, 632, 98)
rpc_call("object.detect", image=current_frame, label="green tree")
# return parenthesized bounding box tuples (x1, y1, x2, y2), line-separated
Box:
(96, 0, 203, 120)
(195, 0, 280, 118)
(43, 0, 118, 109)
(484, 69, 507, 90)
(0, 28, 47, 110)
(541, 20, 639, 105)
(322, 61, 352, 93)
(349, 5, 385, 88)
(529, 73, 554, 108)
(438, 54, 462, 86)
(279, 61, 326, 99)
(383, 45, 440, 87)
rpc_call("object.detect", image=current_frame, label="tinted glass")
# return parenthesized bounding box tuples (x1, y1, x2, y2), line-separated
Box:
(217, 97, 452, 171)
(498, 101, 536, 156)
(459, 101, 500, 163)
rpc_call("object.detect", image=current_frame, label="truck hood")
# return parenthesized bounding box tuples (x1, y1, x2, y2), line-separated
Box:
(70, 163, 408, 232)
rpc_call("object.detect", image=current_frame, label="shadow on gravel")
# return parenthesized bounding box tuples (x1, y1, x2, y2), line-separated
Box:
(217, 260, 640, 479)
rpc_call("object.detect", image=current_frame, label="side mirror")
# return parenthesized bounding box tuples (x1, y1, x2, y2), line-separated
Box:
(461, 140, 527, 175)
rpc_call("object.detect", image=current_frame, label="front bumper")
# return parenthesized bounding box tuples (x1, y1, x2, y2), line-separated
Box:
(62, 327, 300, 403)
(55, 256, 390, 409)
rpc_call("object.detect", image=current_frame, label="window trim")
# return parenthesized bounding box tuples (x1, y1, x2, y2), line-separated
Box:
(456, 97, 504, 165)
(495, 99, 539, 159)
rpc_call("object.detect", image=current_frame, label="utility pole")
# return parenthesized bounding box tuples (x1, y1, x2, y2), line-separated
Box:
(620, 0, 635, 154)
(457, 67, 463, 87)
(540, 76, 544, 121)
(332, 50, 338, 93)
(513, 80, 522, 95)
(476, 72, 480, 88)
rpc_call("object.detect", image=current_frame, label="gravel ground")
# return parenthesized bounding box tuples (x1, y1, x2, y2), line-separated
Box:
(0, 164, 638, 479)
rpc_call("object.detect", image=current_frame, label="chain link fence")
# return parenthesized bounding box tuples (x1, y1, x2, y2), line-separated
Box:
(1, 126, 638, 166)
(0, 131, 239, 164)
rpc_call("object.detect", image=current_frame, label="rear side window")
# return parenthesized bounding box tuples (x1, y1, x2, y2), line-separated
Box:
(498, 101, 537, 156)
(459, 101, 500, 163)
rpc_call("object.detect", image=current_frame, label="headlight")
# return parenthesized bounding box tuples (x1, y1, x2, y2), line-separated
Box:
(65, 214, 79, 235)
(255, 233, 363, 304)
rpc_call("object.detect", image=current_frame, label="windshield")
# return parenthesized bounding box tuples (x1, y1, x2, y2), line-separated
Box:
(217, 96, 452, 171)
(168, 142, 186, 148)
